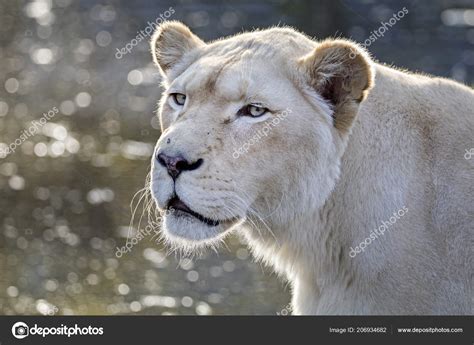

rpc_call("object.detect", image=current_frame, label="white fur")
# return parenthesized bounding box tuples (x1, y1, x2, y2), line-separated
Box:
(149, 23, 473, 314)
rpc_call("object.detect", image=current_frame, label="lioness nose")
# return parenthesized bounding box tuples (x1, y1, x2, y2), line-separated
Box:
(157, 153, 203, 179)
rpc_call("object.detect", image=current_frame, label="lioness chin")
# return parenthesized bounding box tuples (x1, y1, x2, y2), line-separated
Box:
(148, 21, 473, 315)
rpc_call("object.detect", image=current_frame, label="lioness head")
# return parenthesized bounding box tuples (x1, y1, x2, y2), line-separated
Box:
(149, 22, 374, 250)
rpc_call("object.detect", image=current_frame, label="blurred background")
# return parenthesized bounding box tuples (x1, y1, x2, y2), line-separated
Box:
(0, 0, 473, 315)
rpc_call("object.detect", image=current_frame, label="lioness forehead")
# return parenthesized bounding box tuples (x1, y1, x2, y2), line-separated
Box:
(173, 29, 313, 100)
(175, 55, 262, 102)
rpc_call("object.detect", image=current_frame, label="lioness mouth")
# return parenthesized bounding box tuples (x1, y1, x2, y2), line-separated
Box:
(167, 196, 220, 227)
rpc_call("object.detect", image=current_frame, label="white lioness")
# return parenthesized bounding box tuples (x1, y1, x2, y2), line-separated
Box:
(149, 21, 473, 315)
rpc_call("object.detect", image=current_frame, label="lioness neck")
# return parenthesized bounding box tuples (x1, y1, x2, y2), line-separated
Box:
(243, 64, 472, 315)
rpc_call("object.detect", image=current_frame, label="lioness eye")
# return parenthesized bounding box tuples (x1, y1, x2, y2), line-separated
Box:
(239, 104, 268, 117)
(170, 93, 186, 106)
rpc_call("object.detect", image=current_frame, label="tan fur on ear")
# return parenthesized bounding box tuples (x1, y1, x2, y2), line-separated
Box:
(299, 39, 374, 133)
(151, 21, 205, 76)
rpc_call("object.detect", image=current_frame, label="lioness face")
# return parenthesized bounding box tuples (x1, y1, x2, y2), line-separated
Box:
(149, 22, 373, 248)
(151, 56, 314, 246)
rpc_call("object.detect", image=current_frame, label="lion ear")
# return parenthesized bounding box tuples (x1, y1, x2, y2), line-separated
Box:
(151, 21, 205, 77)
(299, 40, 374, 133)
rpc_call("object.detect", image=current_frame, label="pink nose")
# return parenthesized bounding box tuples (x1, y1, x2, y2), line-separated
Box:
(156, 153, 203, 179)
